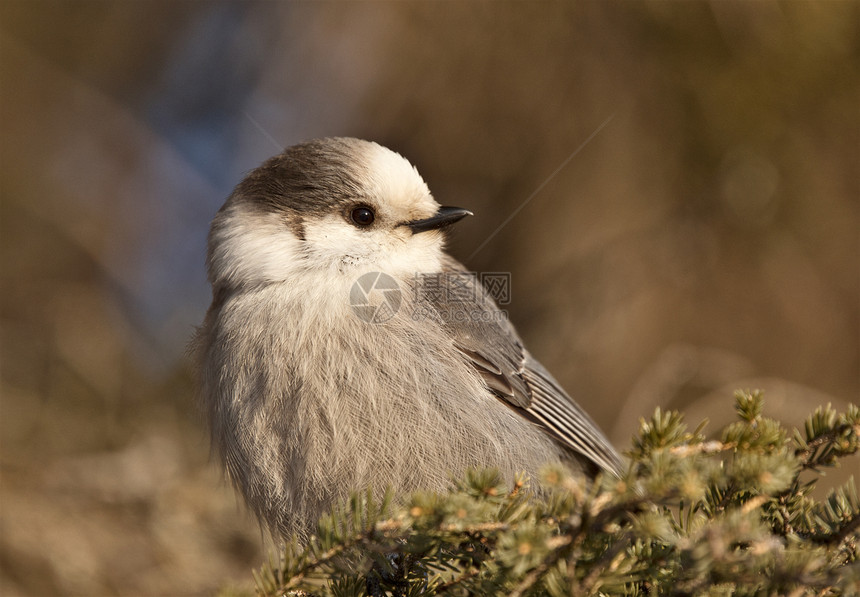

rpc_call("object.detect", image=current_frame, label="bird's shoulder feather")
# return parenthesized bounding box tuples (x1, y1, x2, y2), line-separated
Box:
(420, 256, 623, 477)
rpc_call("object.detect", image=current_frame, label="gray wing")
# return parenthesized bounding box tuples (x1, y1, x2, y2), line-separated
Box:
(422, 257, 623, 477)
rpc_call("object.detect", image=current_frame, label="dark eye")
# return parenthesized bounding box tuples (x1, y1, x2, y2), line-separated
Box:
(350, 206, 375, 227)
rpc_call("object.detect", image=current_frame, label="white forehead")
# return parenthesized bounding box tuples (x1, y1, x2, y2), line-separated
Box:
(356, 141, 437, 214)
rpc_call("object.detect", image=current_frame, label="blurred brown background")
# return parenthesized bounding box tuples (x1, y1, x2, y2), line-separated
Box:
(1, 2, 857, 595)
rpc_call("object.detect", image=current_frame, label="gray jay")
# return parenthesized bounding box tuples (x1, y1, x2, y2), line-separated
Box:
(195, 137, 622, 541)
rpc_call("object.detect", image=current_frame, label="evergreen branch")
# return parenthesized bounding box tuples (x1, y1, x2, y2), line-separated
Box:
(808, 509, 860, 547)
(267, 516, 407, 594)
(576, 531, 634, 596)
(431, 567, 482, 594)
(276, 529, 372, 592)
(251, 394, 860, 597)
(508, 536, 572, 597)
(795, 422, 857, 469)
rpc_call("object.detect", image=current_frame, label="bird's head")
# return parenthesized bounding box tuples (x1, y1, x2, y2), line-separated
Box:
(207, 137, 471, 291)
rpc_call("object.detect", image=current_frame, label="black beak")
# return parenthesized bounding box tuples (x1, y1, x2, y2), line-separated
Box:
(405, 206, 473, 234)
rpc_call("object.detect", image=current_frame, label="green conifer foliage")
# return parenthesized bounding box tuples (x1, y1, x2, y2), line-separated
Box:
(251, 392, 859, 596)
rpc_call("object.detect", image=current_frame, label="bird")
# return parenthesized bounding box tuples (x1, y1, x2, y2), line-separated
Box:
(193, 137, 622, 541)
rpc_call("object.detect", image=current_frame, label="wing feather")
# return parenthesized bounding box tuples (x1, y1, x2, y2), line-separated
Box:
(424, 257, 623, 477)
